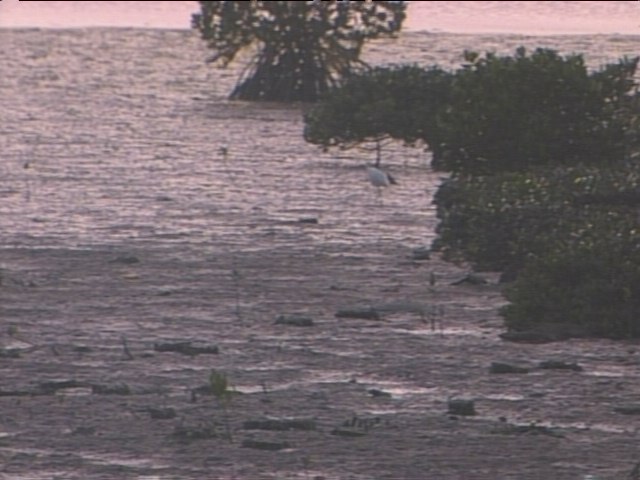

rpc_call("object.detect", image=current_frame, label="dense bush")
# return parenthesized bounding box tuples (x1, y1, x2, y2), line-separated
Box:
(433, 163, 640, 271)
(304, 48, 639, 172)
(433, 164, 640, 338)
(432, 171, 563, 270)
(303, 65, 452, 156)
(427, 49, 640, 338)
(431, 48, 639, 174)
(501, 212, 640, 338)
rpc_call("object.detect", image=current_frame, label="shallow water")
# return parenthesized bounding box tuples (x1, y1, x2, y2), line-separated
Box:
(1, 28, 640, 480)
(1, 29, 638, 252)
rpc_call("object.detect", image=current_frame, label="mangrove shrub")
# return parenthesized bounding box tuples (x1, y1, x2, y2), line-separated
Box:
(192, 1, 406, 102)
(432, 48, 639, 174)
(304, 65, 452, 158)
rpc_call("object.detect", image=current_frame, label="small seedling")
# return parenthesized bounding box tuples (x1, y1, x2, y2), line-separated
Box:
(426, 304, 445, 332)
(209, 370, 233, 442)
(121, 335, 134, 360)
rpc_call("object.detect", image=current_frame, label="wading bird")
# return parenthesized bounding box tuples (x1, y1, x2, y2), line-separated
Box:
(366, 165, 397, 202)
(367, 165, 397, 187)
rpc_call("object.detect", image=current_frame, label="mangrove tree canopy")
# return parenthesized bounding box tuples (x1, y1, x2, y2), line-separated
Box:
(192, 0, 406, 102)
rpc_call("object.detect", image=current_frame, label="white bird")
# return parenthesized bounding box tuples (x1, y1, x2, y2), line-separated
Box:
(366, 165, 397, 203)
(367, 165, 397, 188)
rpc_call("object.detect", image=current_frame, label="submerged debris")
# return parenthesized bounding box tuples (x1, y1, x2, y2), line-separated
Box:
(614, 404, 640, 415)
(335, 307, 381, 321)
(0, 348, 21, 358)
(448, 398, 476, 416)
(491, 421, 564, 438)
(275, 315, 314, 327)
(109, 255, 140, 265)
(38, 379, 86, 394)
(147, 407, 177, 420)
(489, 362, 530, 374)
(368, 388, 392, 398)
(411, 247, 431, 260)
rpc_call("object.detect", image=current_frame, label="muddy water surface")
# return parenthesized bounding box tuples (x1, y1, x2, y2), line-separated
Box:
(1, 28, 640, 479)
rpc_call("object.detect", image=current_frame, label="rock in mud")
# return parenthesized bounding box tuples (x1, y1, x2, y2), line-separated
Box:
(614, 404, 640, 415)
(72, 345, 92, 353)
(109, 255, 140, 265)
(0, 389, 32, 397)
(71, 426, 97, 436)
(335, 307, 381, 321)
(411, 247, 431, 260)
(489, 362, 530, 374)
(492, 422, 564, 438)
(148, 407, 177, 420)
(38, 379, 86, 394)
(0, 349, 21, 358)
(447, 398, 476, 416)
(275, 315, 314, 327)
(368, 388, 392, 398)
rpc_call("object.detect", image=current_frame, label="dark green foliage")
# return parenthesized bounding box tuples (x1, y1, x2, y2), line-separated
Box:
(209, 370, 233, 441)
(192, 1, 406, 102)
(432, 48, 639, 174)
(433, 164, 640, 271)
(304, 47, 639, 171)
(433, 169, 567, 270)
(433, 164, 640, 338)
(426, 49, 640, 339)
(304, 65, 452, 151)
(501, 212, 640, 338)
